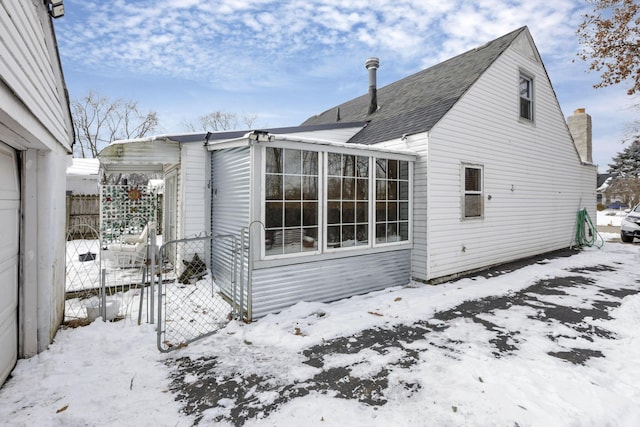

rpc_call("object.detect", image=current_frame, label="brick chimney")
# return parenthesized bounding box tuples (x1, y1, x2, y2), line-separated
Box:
(567, 108, 592, 163)
(365, 57, 379, 115)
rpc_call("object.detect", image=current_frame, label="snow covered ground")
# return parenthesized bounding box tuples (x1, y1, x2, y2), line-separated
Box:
(1, 223, 639, 426)
(597, 208, 627, 227)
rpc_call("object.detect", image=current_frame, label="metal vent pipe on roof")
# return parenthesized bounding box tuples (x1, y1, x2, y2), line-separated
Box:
(366, 57, 379, 115)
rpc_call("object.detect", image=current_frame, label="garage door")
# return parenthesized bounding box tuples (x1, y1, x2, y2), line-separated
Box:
(0, 142, 19, 386)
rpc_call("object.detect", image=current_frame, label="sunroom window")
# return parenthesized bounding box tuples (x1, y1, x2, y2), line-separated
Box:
(375, 159, 409, 243)
(265, 148, 318, 255)
(327, 153, 369, 249)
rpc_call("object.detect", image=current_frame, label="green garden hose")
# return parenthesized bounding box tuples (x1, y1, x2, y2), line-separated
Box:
(575, 208, 604, 249)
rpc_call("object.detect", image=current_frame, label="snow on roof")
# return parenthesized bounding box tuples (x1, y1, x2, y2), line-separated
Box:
(67, 158, 100, 176)
(596, 176, 613, 193)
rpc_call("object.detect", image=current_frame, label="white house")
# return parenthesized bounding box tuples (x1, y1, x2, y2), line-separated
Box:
(98, 27, 595, 320)
(1, 1, 73, 386)
(66, 157, 100, 195)
(303, 26, 596, 283)
(98, 135, 208, 245)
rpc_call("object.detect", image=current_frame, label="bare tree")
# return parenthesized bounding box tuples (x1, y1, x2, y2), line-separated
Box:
(605, 176, 640, 207)
(184, 111, 259, 132)
(576, 0, 640, 95)
(623, 104, 640, 145)
(71, 91, 159, 158)
(240, 112, 259, 129)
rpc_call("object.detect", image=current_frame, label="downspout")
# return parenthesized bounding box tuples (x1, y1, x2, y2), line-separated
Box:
(244, 132, 271, 321)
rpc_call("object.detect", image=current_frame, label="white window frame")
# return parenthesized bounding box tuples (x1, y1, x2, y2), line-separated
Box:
(261, 145, 413, 261)
(373, 158, 411, 247)
(325, 153, 372, 252)
(462, 163, 484, 220)
(519, 73, 534, 122)
(263, 146, 321, 258)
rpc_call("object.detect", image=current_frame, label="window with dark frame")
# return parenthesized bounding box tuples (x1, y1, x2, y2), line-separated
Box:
(463, 165, 483, 219)
(519, 74, 533, 121)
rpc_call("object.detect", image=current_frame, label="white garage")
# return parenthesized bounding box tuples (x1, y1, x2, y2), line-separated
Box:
(0, 1, 73, 388)
(0, 143, 19, 385)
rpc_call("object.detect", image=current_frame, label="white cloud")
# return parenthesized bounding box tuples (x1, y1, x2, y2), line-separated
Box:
(58, 0, 588, 86)
(56, 0, 633, 166)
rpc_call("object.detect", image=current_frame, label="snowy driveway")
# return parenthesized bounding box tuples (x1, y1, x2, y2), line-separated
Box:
(1, 243, 639, 427)
(166, 246, 640, 426)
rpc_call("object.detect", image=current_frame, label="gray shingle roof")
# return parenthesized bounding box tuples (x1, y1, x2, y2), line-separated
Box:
(302, 27, 527, 145)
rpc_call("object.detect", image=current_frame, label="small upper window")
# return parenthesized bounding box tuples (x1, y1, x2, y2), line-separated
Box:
(519, 74, 533, 121)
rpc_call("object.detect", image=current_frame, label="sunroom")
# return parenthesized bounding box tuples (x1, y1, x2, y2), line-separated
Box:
(207, 124, 417, 319)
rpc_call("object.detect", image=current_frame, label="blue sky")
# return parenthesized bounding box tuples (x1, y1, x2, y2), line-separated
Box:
(54, 0, 637, 172)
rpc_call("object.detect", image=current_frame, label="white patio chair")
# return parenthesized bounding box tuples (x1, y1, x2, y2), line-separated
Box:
(103, 222, 149, 268)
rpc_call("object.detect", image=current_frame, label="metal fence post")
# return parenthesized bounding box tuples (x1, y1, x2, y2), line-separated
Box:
(101, 268, 106, 322)
(156, 241, 165, 352)
(240, 228, 246, 320)
(150, 222, 156, 324)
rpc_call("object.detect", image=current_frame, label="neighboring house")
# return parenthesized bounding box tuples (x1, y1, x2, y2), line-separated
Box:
(1, 2, 73, 386)
(597, 173, 616, 206)
(98, 26, 595, 320)
(66, 157, 100, 195)
(600, 175, 640, 209)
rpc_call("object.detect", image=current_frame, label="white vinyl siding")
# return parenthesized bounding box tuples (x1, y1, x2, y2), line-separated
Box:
(180, 143, 208, 238)
(1, 1, 72, 377)
(423, 32, 595, 281)
(210, 147, 251, 296)
(251, 250, 411, 318)
(0, 1, 71, 150)
(163, 171, 178, 244)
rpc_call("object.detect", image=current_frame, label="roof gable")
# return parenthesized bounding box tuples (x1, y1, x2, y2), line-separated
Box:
(511, 29, 541, 63)
(302, 27, 528, 145)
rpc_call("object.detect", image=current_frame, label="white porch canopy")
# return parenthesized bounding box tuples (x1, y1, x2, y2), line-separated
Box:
(97, 136, 183, 174)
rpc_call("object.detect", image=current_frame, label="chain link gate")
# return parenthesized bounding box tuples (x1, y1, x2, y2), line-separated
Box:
(157, 234, 242, 352)
(65, 224, 102, 324)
